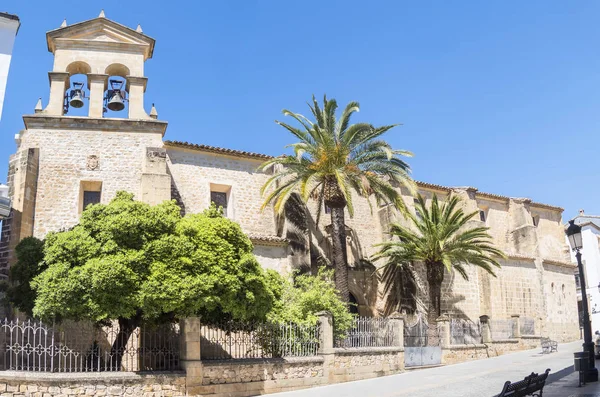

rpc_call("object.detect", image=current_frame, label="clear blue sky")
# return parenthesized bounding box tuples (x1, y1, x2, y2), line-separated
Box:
(1, 1, 599, 220)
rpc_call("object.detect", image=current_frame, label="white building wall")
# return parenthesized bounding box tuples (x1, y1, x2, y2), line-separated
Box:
(0, 14, 19, 122)
(570, 225, 600, 333)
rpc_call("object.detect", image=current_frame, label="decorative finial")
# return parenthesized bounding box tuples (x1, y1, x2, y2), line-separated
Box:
(136, 24, 143, 33)
(580, 209, 585, 216)
(98, 10, 105, 18)
(60, 19, 67, 28)
(149, 103, 158, 119)
(34, 98, 43, 113)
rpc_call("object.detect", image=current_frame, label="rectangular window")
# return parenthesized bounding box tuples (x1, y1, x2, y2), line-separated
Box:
(83, 191, 101, 209)
(532, 215, 539, 227)
(211, 191, 228, 217)
(79, 181, 102, 214)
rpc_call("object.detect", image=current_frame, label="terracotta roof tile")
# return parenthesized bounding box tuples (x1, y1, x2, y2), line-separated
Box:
(164, 141, 563, 212)
(164, 140, 273, 160)
(247, 234, 288, 246)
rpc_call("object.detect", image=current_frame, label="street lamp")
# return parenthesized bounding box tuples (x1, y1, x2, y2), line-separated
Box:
(566, 219, 598, 382)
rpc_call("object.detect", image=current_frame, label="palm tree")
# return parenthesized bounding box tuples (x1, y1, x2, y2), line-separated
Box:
(374, 194, 504, 319)
(259, 95, 414, 304)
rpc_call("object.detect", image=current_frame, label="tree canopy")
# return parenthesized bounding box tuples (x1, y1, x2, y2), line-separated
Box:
(259, 95, 414, 303)
(374, 194, 505, 318)
(31, 192, 279, 325)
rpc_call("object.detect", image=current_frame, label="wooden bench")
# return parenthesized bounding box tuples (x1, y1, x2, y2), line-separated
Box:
(540, 337, 558, 354)
(496, 369, 551, 397)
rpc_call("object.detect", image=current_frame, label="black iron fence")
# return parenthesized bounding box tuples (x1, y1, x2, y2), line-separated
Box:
(200, 321, 320, 360)
(0, 318, 180, 372)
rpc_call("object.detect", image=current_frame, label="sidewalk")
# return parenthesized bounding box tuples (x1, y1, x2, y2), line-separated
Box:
(544, 367, 600, 397)
(271, 340, 587, 397)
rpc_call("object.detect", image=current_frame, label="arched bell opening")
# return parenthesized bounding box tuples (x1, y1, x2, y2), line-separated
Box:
(64, 73, 89, 117)
(103, 76, 129, 118)
(103, 63, 130, 118)
(62, 61, 92, 116)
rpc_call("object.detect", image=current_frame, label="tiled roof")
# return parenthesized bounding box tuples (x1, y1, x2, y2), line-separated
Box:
(164, 140, 563, 212)
(164, 140, 273, 160)
(247, 234, 288, 246)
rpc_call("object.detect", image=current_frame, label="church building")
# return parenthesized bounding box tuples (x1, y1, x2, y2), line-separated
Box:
(0, 14, 580, 342)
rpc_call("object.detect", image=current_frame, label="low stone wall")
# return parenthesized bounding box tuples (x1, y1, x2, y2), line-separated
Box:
(330, 347, 404, 382)
(442, 336, 542, 365)
(442, 344, 489, 365)
(190, 348, 404, 397)
(0, 371, 186, 397)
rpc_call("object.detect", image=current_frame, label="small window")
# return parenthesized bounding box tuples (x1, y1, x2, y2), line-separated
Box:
(79, 180, 102, 214)
(551, 282, 555, 294)
(83, 191, 101, 209)
(210, 191, 228, 217)
(414, 198, 422, 220)
(532, 215, 539, 227)
(479, 210, 486, 222)
(325, 204, 331, 214)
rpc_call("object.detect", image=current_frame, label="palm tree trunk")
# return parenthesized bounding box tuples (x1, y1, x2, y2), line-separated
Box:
(426, 262, 444, 321)
(330, 206, 349, 304)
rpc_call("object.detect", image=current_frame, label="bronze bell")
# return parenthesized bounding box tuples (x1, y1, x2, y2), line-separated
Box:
(69, 89, 85, 108)
(106, 90, 125, 112)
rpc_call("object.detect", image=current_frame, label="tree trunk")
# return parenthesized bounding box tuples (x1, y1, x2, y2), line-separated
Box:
(330, 206, 349, 304)
(110, 316, 141, 371)
(426, 262, 445, 321)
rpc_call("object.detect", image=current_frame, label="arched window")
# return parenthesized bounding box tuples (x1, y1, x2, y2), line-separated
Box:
(64, 61, 91, 116)
(104, 63, 130, 118)
(349, 293, 359, 315)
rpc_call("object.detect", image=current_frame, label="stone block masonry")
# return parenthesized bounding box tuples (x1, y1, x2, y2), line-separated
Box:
(0, 371, 186, 397)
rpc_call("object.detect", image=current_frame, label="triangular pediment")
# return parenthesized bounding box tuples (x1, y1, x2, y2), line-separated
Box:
(47, 17, 155, 58)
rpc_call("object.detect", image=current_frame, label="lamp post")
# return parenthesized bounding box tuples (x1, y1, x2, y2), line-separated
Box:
(567, 219, 598, 382)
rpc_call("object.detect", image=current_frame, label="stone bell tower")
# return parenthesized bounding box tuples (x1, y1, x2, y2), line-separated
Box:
(0, 12, 171, 275)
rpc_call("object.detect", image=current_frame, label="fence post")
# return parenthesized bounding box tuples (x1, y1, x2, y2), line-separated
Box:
(317, 311, 334, 382)
(180, 317, 202, 395)
(480, 315, 492, 343)
(436, 314, 450, 348)
(389, 312, 404, 349)
(317, 311, 334, 354)
(511, 314, 521, 339)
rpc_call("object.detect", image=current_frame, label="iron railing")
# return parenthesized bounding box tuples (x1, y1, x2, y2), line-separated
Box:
(0, 319, 179, 372)
(520, 317, 535, 336)
(450, 318, 482, 345)
(489, 319, 514, 340)
(200, 321, 320, 360)
(335, 317, 398, 348)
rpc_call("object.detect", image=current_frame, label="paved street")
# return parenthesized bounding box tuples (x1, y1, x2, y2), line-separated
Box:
(272, 341, 597, 397)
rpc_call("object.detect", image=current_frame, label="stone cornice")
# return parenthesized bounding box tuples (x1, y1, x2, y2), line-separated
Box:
(22, 115, 168, 136)
(46, 17, 155, 59)
(542, 258, 576, 268)
(504, 252, 536, 262)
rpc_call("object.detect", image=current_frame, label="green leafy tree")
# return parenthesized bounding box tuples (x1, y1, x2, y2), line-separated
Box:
(260, 95, 414, 303)
(2, 237, 45, 317)
(374, 194, 505, 319)
(32, 192, 278, 366)
(267, 268, 354, 340)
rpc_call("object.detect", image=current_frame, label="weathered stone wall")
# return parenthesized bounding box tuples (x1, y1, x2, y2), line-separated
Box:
(542, 262, 580, 341)
(330, 347, 403, 382)
(252, 244, 290, 275)
(441, 336, 542, 365)
(16, 127, 164, 239)
(0, 371, 186, 397)
(166, 147, 276, 236)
